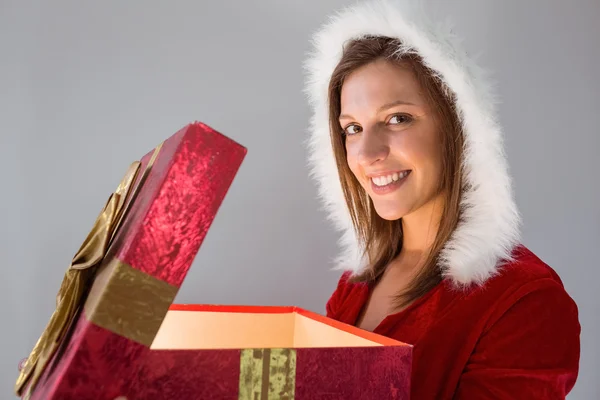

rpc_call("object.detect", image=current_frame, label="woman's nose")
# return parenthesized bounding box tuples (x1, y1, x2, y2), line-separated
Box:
(357, 130, 389, 166)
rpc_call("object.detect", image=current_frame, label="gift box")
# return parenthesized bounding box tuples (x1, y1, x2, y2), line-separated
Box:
(15, 122, 412, 400)
(150, 304, 412, 400)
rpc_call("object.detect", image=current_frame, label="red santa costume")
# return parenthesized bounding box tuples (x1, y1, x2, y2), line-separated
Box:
(304, 0, 581, 398)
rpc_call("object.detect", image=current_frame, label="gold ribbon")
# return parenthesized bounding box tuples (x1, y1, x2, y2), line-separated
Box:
(15, 143, 163, 398)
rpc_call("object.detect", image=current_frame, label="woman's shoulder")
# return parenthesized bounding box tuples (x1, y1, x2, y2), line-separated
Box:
(493, 245, 568, 286)
(452, 245, 581, 396)
(465, 245, 577, 312)
(454, 246, 581, 352)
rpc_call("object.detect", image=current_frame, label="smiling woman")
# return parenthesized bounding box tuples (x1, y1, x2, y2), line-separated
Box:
(340, 60, 442, 208)
(304, 0, 581, 398)
(328, 38, 464, 310)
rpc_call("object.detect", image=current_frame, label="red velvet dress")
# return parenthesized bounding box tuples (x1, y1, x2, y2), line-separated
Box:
(325, 246, 580, 399)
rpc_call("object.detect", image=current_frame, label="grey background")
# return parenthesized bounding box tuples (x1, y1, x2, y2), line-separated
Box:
(1, 0, 598, 398)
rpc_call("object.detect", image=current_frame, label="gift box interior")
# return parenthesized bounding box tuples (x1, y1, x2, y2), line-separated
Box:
(15, 122, 412, 400)
(152, 304, 400, 350)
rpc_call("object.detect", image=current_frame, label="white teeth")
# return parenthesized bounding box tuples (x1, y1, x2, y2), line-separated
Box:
(371, 171, 409, 187)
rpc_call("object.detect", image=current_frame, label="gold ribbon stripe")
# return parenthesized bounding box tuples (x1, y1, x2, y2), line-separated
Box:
(239, 348, 297, 400)
(83, 257, 178, 347)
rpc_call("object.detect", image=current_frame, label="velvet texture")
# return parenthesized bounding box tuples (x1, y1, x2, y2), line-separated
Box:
(22, 123, 247, 399)
(326, 246, 581, 399)
(26, 312, 413, 399)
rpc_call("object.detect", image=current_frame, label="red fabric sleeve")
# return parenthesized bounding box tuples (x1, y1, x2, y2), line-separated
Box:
(454, 278, 581, 399)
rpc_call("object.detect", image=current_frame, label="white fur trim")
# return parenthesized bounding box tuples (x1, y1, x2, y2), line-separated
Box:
(303, 0, 521, 286)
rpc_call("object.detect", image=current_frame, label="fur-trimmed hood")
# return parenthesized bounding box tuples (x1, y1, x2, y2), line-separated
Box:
(304, 0, 521, 286)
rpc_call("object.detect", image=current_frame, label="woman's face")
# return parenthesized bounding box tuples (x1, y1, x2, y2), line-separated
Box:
(340, 58, 444, 221)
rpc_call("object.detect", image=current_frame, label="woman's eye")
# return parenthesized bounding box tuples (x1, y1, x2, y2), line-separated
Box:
(388, 114, 412, 124)
(344, 124, 362, 135)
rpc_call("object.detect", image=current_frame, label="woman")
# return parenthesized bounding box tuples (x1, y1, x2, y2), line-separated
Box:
(304, 0, 580, 398)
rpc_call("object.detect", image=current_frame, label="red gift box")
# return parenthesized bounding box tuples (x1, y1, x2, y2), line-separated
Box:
(16, 122, 412, 400)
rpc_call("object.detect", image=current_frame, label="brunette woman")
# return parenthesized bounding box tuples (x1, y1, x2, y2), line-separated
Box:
(304, 1, 580, 398)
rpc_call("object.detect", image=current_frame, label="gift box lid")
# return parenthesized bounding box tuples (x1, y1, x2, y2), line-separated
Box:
(16, 122, 247, 399)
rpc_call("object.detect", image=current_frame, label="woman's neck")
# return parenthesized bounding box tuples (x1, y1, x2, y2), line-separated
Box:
(386, 197, 444, 277)
(400, 194, 445, 256)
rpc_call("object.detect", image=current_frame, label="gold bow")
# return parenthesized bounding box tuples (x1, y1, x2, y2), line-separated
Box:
(15, 143, 162, 399)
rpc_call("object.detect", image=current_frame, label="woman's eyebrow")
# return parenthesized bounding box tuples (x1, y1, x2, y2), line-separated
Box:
(377, 99, 416, 113)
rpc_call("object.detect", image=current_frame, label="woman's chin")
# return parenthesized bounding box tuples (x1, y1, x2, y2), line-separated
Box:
(372, 203, 409, 221)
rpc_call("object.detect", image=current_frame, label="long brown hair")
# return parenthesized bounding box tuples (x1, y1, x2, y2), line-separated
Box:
(327, 36, 465, 309)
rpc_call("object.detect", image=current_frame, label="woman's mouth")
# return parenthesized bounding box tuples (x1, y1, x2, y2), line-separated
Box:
(369, 170, 411, 194)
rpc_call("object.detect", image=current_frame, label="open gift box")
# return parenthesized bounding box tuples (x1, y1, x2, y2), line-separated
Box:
(15, 123, 412, 400)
